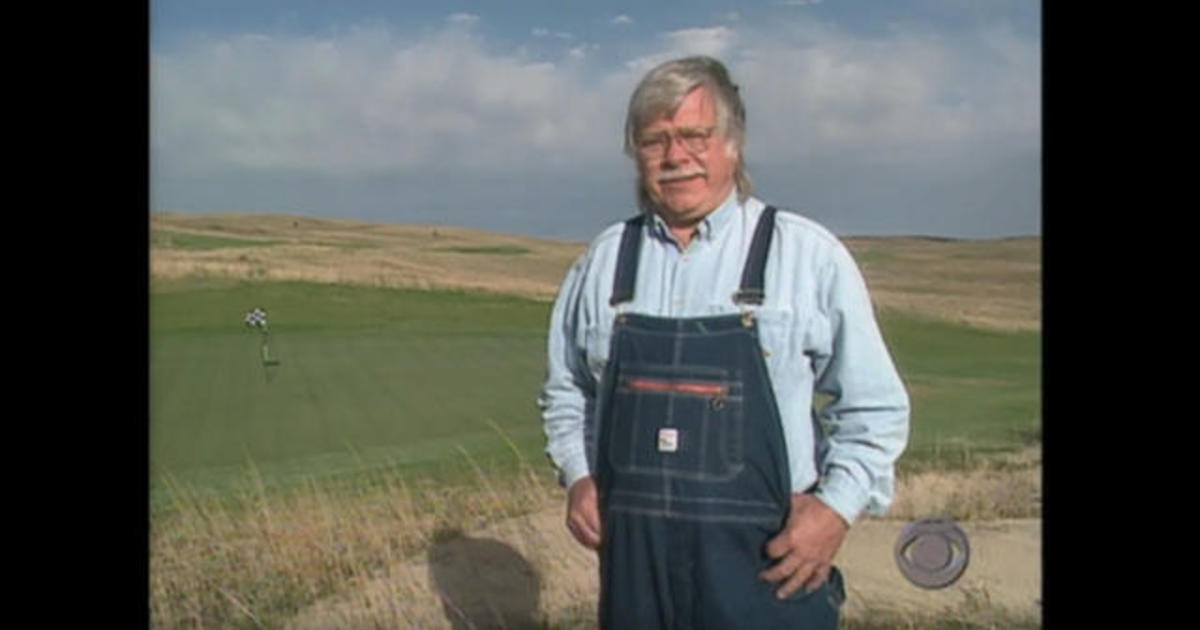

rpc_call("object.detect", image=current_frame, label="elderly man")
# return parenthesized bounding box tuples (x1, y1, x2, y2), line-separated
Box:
(538, 56, 910, 629)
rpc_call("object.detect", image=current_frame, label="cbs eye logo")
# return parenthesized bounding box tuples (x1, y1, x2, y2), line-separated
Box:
(894, 517, 970, 589)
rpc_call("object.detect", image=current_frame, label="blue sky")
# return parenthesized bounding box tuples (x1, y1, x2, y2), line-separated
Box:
(151, 1, 1041, 240)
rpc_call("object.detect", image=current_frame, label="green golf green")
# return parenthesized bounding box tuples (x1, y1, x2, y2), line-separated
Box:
(150, 279, 1039, 503)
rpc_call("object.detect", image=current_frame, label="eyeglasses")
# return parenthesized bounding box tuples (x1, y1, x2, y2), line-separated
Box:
(635, 126, 717, 158)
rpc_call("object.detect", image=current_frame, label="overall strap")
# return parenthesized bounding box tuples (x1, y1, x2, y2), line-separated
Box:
(609, 213, 647, 306)
(610, 207, 779, 306)
(733, 205, 777, 305)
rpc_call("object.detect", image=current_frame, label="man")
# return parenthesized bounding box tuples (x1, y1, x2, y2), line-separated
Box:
(538, 56, 910, 629)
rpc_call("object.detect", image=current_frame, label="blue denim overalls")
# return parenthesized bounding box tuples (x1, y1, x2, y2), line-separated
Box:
(595, 206, 846, 629)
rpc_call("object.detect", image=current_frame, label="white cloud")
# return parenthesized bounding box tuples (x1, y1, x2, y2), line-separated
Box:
(151, 24, 627, 176)
(152, 17, 1036, 171)
(622, 26, 738, 76)
(152, 17, 1037, 171)
(151, 14, 1039, 236)
(778, 0, 823, 6)
(611, 15, 633, 25)
(663, 26, 737, 57)
(701, 17, 1041, 169)
(532, 27, 573, 40)
(446, 13, 479, 25)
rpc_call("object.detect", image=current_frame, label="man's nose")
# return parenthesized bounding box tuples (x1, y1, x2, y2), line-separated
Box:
(662, 134, 691, 163)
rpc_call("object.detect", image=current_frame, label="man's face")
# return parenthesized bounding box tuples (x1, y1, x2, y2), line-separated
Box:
(636, 86, 738, 227)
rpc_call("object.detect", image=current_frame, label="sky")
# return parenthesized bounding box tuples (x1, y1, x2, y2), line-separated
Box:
(150, 1, 1041, 241)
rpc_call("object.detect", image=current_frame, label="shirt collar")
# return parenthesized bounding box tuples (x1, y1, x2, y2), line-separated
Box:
(649, 188, 741, 246)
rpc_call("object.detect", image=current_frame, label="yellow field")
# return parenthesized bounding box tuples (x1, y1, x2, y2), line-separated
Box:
(150, 212, 1039, 332)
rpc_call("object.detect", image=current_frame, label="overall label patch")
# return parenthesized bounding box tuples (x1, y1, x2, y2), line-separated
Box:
(657, 428, 679, 452)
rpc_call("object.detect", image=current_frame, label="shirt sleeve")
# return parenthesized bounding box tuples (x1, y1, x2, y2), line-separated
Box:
(808, 243, 911, 526)
(537, 253, 596, 489)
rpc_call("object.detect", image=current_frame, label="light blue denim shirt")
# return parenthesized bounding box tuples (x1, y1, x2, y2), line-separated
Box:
(538, 191, 910, 525)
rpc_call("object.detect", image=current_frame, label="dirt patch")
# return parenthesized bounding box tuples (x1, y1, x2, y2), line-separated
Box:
(838, 517, 1040, 620)
(283, 503, 597, 630)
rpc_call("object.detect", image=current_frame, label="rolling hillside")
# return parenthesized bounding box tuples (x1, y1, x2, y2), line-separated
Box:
(150, 212, 1040, 332)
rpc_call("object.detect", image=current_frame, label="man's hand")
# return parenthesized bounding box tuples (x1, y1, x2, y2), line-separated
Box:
(566, 476, 602, 550)
(759, 493, 849, 599)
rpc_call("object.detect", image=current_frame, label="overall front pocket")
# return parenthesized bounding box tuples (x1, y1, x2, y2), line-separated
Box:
(606, 363, 745, 481)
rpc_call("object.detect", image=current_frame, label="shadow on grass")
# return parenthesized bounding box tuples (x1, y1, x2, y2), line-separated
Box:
(428, 527, 542, 630)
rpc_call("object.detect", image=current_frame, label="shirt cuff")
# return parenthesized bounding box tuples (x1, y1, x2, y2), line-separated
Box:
(557, 457, 592, 490)
(811, 471, 870, 528)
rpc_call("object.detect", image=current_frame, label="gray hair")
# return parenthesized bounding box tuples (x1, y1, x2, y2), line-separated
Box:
(623, 56, 753, 207)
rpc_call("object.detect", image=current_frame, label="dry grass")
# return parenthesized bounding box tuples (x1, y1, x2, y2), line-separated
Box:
(887, 443, 1042, 521)
(151, 443, 1041, 629)
(843, 236, 1040, 333)
(843, 592, 1041, 630)
(150, 213, 585, 301)
(149, 213, 1042, 628)
(150, 213, 1041, 332)
(151, 457, 561, 629)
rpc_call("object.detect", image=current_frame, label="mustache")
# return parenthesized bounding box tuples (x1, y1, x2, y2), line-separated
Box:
(656, 168, 707, 184)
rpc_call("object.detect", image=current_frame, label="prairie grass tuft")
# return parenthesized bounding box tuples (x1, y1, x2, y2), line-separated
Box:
(890, 443, 1042, 521)
(151, 436, 1041, 629)
(150, 447, 558, 629)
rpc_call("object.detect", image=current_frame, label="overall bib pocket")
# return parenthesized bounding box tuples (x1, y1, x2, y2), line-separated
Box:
(606, 361, 745, 481)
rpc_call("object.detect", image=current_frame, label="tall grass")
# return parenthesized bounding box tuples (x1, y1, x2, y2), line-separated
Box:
(151, 433, 1041, 629)
(889, 441, 1042, 521)
(152, 453, 559, 628)
(153, 421, 530, 627)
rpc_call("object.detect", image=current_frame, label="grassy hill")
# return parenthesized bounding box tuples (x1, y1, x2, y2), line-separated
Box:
(151, 212, 1039, 331)
(150, 212, 1040, 497)
(149, 212, 1042, 630)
